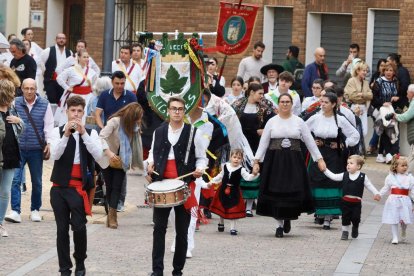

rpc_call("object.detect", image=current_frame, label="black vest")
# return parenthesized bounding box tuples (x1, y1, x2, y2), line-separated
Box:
(44, 46, 71, 81)
(342, 172, 365, 198)
(219, 165, 242, 208)
(152, 123, 196, 183)
(50, 127, 95, 190)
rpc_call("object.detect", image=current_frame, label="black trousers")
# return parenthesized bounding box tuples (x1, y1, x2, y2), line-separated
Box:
(102, 167, 126, 209)
(44, 80, 64, 104)
(152, 204, 190, 275)
(50, 187, 87, 273)
(341, 200, 362, 227)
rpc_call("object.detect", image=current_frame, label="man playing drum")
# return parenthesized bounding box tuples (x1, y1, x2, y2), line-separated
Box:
(147, 97, 208, 276)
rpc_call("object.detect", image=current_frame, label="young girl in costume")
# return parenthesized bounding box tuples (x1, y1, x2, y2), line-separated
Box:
(209, 149, 259, 235)
(323, 155, 380, 240)
(377, 155, 414, 244)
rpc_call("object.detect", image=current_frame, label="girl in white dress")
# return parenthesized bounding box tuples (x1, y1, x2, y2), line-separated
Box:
(378, 155, 414, 244)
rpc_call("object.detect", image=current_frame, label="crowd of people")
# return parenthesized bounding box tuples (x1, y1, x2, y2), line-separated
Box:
(1, 29, 414, 276)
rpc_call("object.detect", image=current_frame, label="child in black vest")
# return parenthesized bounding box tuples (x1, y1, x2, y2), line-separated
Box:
(324, 155, 380, 240)
(208, 149, 259, 235)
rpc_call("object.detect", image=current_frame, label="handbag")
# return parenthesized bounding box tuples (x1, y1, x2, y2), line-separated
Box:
(22, 106, 50, 160)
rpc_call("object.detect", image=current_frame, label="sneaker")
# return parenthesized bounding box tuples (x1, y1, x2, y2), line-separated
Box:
(0, 224, 8, 237)
(186, 250, 192, 258)
(351, 225, 359, 238)
(246, 210, 253, 217)
(5, 210, 21, 223)
(341, 231, 349, 240)
(230, 229, 238, 236)
(218, 223, 224, 232)
(30, 210, 41, 222)
(376, 154, 386, 163)
(392, 238, 398, 244)
(117, 203, 125, 212)
(385, 153, 393, 164)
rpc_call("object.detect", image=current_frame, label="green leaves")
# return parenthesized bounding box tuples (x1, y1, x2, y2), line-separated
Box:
(161, 65, 188, 95)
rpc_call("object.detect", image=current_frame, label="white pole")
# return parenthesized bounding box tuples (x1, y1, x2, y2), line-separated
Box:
(136, 31, 217, 37)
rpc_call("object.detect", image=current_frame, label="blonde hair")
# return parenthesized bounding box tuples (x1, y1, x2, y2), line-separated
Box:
(0, 79, 16, 106)
(390, 154, 408, 173)
(348, 155, 365, 169)
(352, 61, 368, 77)
(0, 67, 21, 88)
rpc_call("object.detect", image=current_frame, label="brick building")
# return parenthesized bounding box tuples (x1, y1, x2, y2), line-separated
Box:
(25, 0, 412, 83)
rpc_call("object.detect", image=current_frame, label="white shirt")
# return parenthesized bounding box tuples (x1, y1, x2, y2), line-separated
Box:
(187, 112, 213, 155)
(147, 123, 209, 170)
(57, 65, 98, 91)
(324, 169, 379, 199)
(56, 54, 101, 76)
(380, 173, 414, 199)
(306, 113, 360, 147)
(339, 105, 357, 127)
(237, 56, 268, 82)
(0, 50, 13, 66)
(264, 87, 302, 116)
(111, 59, 142, 92)
(24, 95, 54, 143)
(211, 163, 259, 183)
(302, 96, 319, 112)
(41, 45, 72, 72)
(255, 115, 322, 162)
(50, 125, 103, 164)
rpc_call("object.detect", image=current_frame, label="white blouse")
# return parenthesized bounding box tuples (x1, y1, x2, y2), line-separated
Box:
(211, 163, 259, 183)
(380, 173, 414, 199)
(255, 115, 322, 162)
(57, 65, 98, 91)
(306, 113, 360, 147)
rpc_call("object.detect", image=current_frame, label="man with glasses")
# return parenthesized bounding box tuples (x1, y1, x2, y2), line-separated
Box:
(147, 97, 207, 276)
(5, 78, 54, 223)
(41, 33, 72, 103)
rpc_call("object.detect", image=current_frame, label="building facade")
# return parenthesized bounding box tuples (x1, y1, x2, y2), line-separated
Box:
(23, 0, 412, 83)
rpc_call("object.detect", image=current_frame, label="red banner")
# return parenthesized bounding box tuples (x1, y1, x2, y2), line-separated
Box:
(215, 2, 259, 56)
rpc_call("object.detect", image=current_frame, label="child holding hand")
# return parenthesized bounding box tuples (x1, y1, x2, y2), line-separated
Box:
(376, 155, 414, 244)
(208, 149, 259, 235)
(324, 155, 380, 240)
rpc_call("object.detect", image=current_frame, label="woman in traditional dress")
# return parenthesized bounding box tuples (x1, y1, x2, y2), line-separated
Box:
(253, 93, 326, 237)
(306, 92, 360, 230)
(56, 49, 97, 126)
(225, 76, 244, 105)
(206, 57, 225, 97)
(232, 83, 274, 216)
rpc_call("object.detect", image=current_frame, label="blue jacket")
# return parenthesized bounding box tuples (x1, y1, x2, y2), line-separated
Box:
(301, 62, 328, 97)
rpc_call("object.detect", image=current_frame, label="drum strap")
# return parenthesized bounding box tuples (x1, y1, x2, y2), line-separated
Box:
(184, 125, 195, 165)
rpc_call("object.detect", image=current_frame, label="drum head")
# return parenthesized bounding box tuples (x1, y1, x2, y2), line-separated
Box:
(147, 179, 185, 192)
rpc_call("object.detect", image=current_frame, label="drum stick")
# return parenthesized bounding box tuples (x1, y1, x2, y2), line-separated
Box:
(152, 170, 160, 176)
(175, 167, 208, 180)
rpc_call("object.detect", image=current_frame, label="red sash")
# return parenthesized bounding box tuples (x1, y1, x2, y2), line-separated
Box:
(72, 86, 92, 95)
(342, 196, 361, 203)
(164, 160, 197, 210)
(52, 72, 58, 80)
(391, 188, 409, 196)
(53, 164, 92, 216)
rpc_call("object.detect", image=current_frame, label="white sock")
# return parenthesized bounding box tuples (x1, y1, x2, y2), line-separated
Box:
(219, 217, 224, 225)
(230, 219, 237, 230)
(245, 199, 254, 211)
(324, 216, 331, 226)
(276, 219, 284, 228)
(342, 225, 350, 232)
(391, 224, 398, 241)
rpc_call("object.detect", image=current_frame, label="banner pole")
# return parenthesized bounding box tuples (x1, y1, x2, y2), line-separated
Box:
(238, 0, 243, 9)
(218, 55, 227, 82)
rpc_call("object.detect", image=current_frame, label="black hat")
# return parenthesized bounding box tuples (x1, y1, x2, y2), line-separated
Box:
(260, 63, 284, 75)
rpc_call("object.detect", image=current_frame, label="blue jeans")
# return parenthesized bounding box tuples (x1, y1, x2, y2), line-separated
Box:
(0, 169, 16, 224)
(11, 149, 43, 214)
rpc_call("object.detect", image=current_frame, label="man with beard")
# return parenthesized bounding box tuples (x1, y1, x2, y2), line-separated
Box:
(237, 41, 268, 82)
(260, 63, 284, 94)
(9, 39, 37, 91)
(41, 33, 72, 104)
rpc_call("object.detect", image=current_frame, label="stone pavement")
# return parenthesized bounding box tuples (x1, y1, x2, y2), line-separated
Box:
(1, 157, 414, 275)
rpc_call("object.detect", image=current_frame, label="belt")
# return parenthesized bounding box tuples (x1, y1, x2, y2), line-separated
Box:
(268, 138, 301, 151)
(73, 86, 92, 95)
(391, 188, 409, 196)
(342, 196, 361, 203)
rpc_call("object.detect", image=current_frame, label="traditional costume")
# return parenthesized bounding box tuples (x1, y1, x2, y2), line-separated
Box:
(111, 59, 142, 94)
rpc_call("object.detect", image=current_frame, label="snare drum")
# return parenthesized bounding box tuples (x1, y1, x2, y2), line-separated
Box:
(145, 179, 190, 208)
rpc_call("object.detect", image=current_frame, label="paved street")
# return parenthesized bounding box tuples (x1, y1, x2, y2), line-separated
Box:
(1, 157, 414, 275)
